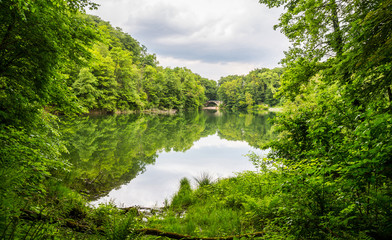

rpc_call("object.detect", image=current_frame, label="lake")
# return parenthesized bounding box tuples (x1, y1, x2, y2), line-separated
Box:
(60, 110, 275, 208)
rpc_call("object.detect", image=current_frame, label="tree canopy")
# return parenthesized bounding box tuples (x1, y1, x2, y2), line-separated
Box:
(217, 68, 283, 109)
(0, 2, 212, 238)
(59, 15, 210, 113)
(258, 0, 392, 238)
(0, 0, 98, 127)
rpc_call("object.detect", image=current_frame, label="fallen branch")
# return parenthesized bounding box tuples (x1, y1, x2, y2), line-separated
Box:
(134, 228, 265, 240)
(20, 209, 91, 233)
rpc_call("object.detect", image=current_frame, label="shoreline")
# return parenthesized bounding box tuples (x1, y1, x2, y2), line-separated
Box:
(80, 107, 283, 116)
(86, 108, 178, 115)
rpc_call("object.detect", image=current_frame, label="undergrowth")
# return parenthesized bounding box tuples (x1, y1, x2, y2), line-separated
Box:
(3, 159, 389, 239)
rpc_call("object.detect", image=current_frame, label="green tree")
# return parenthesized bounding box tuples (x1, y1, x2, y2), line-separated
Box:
(177, 67, 206, 109)
(162, 68, 183, 109)
(217, 68, 281, 109)
(72, 68, 100, 109)
(199, 78, 218, 100)
(0, 0, 97, 127)
(0, 0, 98, 238)
(258, 71, 280, 106)
(90, 44, 118, 112)
(259, 0, 392, 238)
(62, 15, 209, 113)
(111, 47, 143, 110)
(218, 78, 242, 109)
(260, 0, 392, 106)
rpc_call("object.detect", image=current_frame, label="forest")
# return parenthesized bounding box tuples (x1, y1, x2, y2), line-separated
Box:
(1, 0, 391, 239)
(62, 15, 282, 113)
(48, 14, 210, 113)
(218, 68, 283, 110)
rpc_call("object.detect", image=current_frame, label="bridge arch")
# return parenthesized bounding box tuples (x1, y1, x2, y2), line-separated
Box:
(204, 100, 222, 107)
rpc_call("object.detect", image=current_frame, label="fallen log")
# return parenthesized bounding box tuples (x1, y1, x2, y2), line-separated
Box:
(20, 209, 92, 233)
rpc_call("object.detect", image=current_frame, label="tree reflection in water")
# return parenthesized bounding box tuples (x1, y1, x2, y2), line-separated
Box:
(59, 111, 276, 204)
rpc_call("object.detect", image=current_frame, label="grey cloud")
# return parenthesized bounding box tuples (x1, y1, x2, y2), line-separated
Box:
(125, 8, 284, 64)
(155, 41, 274, 63)
(88, 0, 289, 78)
(132, 18, 190, 39)
(126, 2, 195, 39)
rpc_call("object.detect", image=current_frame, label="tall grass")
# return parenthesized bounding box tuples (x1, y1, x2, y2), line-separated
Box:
(170, 177, 193, 210)
(193, 172, 215, 187)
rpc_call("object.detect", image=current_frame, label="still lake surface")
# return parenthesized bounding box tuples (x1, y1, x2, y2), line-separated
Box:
(60, 110, 275, 207)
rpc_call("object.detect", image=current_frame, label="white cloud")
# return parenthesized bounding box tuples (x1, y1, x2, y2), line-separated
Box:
(157, 56, 268, 80)
(191, 133, 249, 149)
(91, 133, 268, 207)
(87, 0, 289, 80)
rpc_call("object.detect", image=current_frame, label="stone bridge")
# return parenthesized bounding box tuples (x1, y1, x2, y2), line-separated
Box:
(204, 100, 223, 107)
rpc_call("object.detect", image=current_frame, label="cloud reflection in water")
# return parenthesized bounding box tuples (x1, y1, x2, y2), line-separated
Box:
(91, 133, 269, 207)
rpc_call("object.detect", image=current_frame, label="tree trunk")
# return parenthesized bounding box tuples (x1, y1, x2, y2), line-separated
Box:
(329, 0, 343, 56)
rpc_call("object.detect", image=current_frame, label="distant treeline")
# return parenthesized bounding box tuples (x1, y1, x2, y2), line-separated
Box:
(218, 68, 283, 109)
(52, 15, 282, 113)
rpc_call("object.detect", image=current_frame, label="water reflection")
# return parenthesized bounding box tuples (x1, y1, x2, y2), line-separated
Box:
(60, 111, 275, 207)
(93, 134, 269, 207)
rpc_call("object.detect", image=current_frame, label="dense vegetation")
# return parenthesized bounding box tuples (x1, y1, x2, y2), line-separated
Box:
(0, 0, 210, 238)
(62, 15, 215, 113)
(131, 0, 392, 239)
(1, 1, 94, 238)
(218, 68, 283, 110)
(258, 0, 392, 238)
(144, 0, 392, 239)
(1, 0, 391, 239)
(0, 0, 272, 237)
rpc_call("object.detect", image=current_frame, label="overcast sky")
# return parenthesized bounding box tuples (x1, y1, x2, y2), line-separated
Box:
(87, 0, 289, 81)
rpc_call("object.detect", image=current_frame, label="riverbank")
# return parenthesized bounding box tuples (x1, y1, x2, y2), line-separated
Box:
(9, 111, 275, 239)
(10, 161, 383, 239)
(71, 106, 282, 116)
(267, 107, 283, 112)
(86, 108, 178, 115)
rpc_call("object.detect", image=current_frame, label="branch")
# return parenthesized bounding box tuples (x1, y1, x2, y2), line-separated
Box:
(134, 228, 265, 240)
(20, 209, 91, 233)
(0, 20, 15, 51)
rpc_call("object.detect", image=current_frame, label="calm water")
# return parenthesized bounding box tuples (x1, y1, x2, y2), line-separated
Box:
(60, 110, 275, 207)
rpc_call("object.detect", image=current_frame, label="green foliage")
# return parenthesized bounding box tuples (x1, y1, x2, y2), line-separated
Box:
(256, 0, 392, 238)
(90, 203, 137, 240)
(141, 66, 207, 110)
(4, 0, 391, 238)
(0, 120, 68, 239)
(0, 1, 139, 239)
(170, 178, 194, 210)
(217, 112, 276, 149)
(141, 149, 390, 239)
(72, 67, 100, 110)
(0, 0, 96, 127)
(217, 68, 282, 109)
(199, 78, 219, 100)
(140, 166, 290, 238)
(1, 0, 274, 239)
(194, 172, 216, 188)
(62, 16, 210, 112)
(146, 180, 244, 238)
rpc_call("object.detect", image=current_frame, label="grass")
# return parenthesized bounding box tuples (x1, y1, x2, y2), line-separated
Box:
(6, 165, 378, 239)
(193, 172, 216, 187)
(143, 172, 267, 239)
